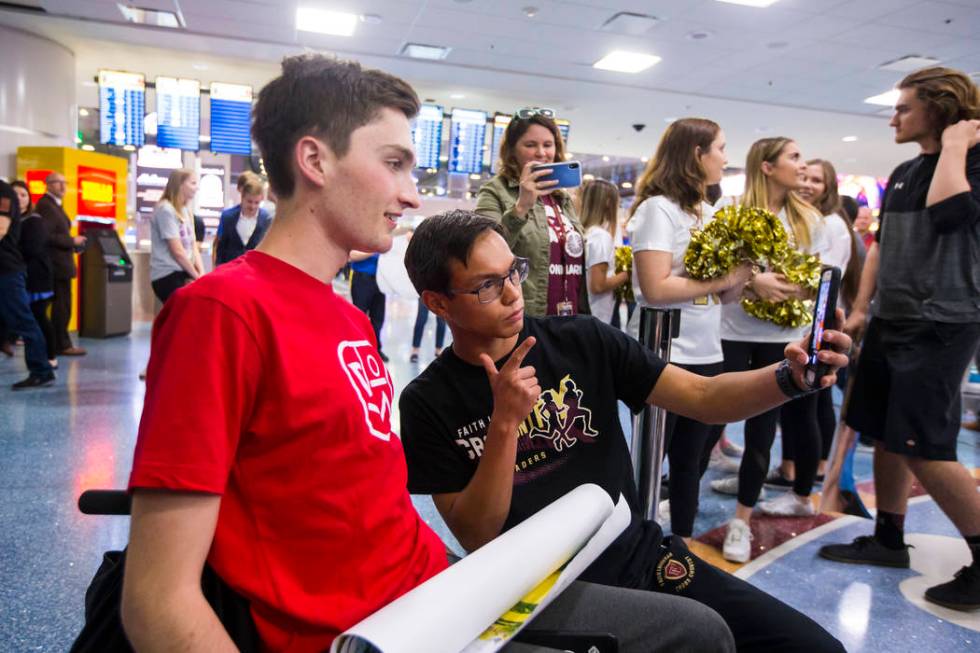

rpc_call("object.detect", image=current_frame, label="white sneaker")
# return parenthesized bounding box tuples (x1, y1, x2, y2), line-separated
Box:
(720, 439, 744, 458)
(723, 518, 752, 563)
(709, 449, 742, 474)
(658, 499, 670, 523)
(758, 492, 816, 517)
(710, 475, 740, 495)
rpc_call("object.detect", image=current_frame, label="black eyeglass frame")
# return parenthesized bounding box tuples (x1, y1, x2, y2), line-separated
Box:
(447, 257, 529, 304)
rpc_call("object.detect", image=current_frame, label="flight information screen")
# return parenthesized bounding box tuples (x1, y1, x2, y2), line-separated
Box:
(448, 108, 487, 174)
(99, 70, 145, 147)
(412, 104, 444, 170)
(489, 113, 511, 174)
(556, 118, 570, 145)
(209, 82, 252, 156)
(155, 76, 200, 151)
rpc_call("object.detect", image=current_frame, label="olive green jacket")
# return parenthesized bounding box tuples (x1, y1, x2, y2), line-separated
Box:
(475, 175, 589, 317)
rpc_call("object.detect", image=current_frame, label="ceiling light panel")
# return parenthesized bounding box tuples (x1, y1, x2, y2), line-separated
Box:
(593, 51, 661, 74)
(864, 89, 900, 107)
(117, 4, 183, 28)
(879, 55, 941, 72)
(296, 7, 358, 36)
(401, 43, 452, 60)
(716, 0, 780, 6)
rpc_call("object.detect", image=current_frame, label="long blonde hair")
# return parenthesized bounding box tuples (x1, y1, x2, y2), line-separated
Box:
(579, 179, 620, 234)
(743, 138, 817, 249)
(630, 117, 719, 218)
(159, 168, 194, 221)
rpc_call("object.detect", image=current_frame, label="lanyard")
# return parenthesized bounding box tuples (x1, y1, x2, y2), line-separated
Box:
(544, 197, 572, 304)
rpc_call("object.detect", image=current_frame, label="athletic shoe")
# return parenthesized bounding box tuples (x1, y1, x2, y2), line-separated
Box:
(711, 476, 740, 496)
(924, 565, 980, 611)
(817, 535, 911, 568)
(723, 518, 752, 563)
(409, 353, 419, 363)
(60, 346, 87, 356)
(764, 468, 794, 489)
(720, 439, 744, 458)
(12, 373, 55, 390)
(758, 492, 815, 517)
(709, 449, 742, 474)
(658, 499, 670, 523)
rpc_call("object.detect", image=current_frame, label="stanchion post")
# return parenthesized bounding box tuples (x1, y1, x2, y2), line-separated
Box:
(630, 308, 680, 522)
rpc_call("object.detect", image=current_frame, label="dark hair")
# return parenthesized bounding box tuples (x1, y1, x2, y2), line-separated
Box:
(252, 54, 420, 199)
(836, 195, 863, 312)
(405, 210, 504, 295)
(10, 180, 32, 214)
(498, 114, 568, 183)
(898, 66, 980, 140)
(839, 195, 859, 223)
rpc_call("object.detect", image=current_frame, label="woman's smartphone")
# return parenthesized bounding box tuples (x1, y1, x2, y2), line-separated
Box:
(804, 267, 841, 388)
(531, 161, 582, 189)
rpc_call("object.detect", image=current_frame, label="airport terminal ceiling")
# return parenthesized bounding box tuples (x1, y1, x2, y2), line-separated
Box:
(2, 0, 979, 175)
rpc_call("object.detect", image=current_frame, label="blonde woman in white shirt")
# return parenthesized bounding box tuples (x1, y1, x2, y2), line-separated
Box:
(629, 118, 751, 542)
(580, 179, 629, 323)
(713, 137, 826, 563)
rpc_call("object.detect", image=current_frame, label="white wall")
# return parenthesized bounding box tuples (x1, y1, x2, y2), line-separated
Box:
(0, 26, 75, 179)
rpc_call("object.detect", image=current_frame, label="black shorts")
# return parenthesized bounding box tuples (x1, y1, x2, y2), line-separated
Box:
(846, 318, 980, 461)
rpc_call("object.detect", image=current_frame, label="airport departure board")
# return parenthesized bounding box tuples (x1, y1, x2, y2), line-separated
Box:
(99, 70, 145, 147)
(412, 104, 444, 170)
(155, 76, 200, 151)
(448, 108, 487, 174)
(209, 82, 252, 156)
(489, 113, 511, 174)
(556, 119, 570, 145)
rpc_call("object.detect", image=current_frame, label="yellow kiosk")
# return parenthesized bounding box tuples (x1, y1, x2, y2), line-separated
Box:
(15, 147, 129, 334)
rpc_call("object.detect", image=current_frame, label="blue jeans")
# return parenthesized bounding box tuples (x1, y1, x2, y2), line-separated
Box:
(0, 271, 53, 377)
(412, 300, 446, 349)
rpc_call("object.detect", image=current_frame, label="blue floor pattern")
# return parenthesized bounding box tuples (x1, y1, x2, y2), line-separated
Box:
(1, 291, 977, 651)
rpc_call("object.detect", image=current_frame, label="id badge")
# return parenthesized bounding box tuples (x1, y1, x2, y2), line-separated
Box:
(557, 301, 573, 316)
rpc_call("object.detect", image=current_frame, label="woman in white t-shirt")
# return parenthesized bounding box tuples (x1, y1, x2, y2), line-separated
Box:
(580, 179, 629, 323)
(628, 118, 751, 542)
(765, 159, 858, 487)
(712, 137, 825, 563)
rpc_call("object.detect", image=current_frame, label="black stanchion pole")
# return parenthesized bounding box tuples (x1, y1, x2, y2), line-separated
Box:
(630, 308, 680, 522)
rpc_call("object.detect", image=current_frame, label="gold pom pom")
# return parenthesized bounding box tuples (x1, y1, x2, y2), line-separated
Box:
(614, 245, 634, 303)
(684, 205, 821, 327)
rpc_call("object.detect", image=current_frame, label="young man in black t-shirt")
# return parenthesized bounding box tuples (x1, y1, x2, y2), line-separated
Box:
(0, 179, 55, 389)
(400, 209, 851, 653)
(819, 67, 980, 611)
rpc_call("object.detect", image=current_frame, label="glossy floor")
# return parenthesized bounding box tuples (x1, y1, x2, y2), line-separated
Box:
(1, 291, 977, 651)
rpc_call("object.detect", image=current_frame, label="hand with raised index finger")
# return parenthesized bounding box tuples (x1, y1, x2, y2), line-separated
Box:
(480, 336, 541, 430)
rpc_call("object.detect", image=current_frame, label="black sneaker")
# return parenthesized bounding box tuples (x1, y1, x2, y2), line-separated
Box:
(818, 535, 911, 568)
(12, 373, 55, 390)
(409, 353, 419, 363)
(764, 468, 795, 489)
(924, 565, 980, 611)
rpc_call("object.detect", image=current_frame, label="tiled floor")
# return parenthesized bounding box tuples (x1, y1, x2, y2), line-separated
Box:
(1, 290, 977, 651)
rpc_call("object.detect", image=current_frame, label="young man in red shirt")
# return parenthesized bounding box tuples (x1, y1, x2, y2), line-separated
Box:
(119, 55, 736, 653)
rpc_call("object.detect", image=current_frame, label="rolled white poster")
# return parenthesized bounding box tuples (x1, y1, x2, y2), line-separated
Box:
(331, 484, 630, 653)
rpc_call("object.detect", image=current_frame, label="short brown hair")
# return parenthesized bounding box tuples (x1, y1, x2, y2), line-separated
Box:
(236, 171, 265, 197)
(497, 114, 568, 183)
(252, 54, 420, 199)
(898, 66, 980, 140)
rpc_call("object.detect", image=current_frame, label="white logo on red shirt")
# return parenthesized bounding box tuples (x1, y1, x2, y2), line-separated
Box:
(338, 340, 393, 441)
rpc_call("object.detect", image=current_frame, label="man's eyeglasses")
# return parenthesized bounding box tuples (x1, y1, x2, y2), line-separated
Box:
(449, 257, 529, 304)
(514, 107, 555, 120)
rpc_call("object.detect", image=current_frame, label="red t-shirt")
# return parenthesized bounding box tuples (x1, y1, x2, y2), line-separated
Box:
(129, 251, 448, 651)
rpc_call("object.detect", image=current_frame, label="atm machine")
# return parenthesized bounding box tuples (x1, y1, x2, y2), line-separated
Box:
(80, 229, 133, 338)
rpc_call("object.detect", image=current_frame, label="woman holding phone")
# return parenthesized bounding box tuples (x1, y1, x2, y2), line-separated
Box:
(711, 137, 826, 563)
(476, 108, 587, 317)
(628, 118, 752, 542)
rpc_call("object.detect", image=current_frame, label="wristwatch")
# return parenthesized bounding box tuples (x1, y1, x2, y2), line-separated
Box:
(775, 359, 816, 399)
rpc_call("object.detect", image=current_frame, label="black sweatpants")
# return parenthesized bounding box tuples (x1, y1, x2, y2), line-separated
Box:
(350, 271, 386, 350)
(665, 361, 724, 538)
(624, 531, 844, 653)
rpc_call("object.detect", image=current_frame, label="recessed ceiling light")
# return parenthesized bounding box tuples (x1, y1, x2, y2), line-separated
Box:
(401, 42, 452, 60)
(842, 135, 858, 142)
(296, 7, 358, 36)
(450, 93, 465, 99)
(879, 55, 940, 72)
(523, 6, 539, 18)
(864, 89, 900, 106)
(192, 63, 208, 71)
(81, 144, 95, 151)
(593, 50, 661, 73)
(361, 13, 382, 25)
(716, 0, 780, 6)
(641, 156, 649, 162)
(117, 4, 183, 28)
(621, 181, 633, 189)
(122, 144, 136, 152)
(78, 108, 89, 117)
(602, 155, 611, 162)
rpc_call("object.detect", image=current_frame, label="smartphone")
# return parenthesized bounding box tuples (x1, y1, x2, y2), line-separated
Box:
(804, 267, 841, 388)
(531, 160, 582, 189)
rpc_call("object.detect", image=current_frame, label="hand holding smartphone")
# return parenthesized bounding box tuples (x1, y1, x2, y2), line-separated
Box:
(530, 161, 582, 189)
(804, 267, 841, 388)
